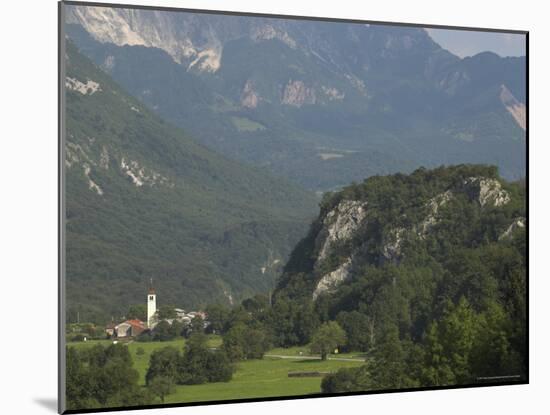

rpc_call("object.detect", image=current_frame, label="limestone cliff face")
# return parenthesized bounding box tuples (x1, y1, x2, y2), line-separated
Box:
(66, 5, 225, 72)
(316, 200, 367, 264)
(312, 200, 367, 299)
(241, 80, 260, 109)
(499, 217, 526, 240)
(417, 190, 453, 236)
(281, 80, 317, 107)
(462, 177, 511, 207)
(310, 198, 370, 298)
(313, 259, 352, 300)
(500, 85, 526, 131)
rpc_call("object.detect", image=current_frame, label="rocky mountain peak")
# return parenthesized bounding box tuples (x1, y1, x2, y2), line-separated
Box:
(462, 176, 511, 207)
(66, 5, 225, 72)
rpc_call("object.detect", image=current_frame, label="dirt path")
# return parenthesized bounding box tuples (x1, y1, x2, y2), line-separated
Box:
(264, 354, 365, 362)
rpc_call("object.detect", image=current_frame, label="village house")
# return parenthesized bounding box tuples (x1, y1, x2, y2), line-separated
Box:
(115, 319, 146, 338)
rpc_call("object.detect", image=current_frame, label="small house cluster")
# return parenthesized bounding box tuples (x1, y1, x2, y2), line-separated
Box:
(105, 282, 207, 339)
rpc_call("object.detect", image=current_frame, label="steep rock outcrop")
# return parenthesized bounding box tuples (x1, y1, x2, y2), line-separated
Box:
(316, 200, 367, 264)
(313, 259, 352, 300)
(281, 80, 317, 107)
(241, 80, 260, 109)
(66, 5, 223, 72)
(120, 157, 171, 188)
(499, 217, 526, 240)
(463, 177, 511, 207)
(66, 77, 101, 95)
(500, 85, 526, 131)
(83, 164, 103, 195)
(311, 199, 367, 298)
(418, 190, 453, 235)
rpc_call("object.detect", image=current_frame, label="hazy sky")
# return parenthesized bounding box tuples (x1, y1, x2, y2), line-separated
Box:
(426, 28, 526, 58)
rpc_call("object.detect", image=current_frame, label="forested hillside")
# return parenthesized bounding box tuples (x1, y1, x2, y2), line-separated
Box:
(271, 165, 526, 388)
(64, 42, 317, 323)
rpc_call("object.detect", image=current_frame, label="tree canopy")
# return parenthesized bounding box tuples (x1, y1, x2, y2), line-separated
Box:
(309, 321, 347, 360)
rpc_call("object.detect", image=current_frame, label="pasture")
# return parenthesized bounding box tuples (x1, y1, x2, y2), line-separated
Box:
(67, 337, 365, 403)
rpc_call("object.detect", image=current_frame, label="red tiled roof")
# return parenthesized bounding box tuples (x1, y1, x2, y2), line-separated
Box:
(125, 319, 145, 329)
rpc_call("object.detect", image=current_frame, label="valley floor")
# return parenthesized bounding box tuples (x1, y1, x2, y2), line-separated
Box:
(68, 338, 365, 404)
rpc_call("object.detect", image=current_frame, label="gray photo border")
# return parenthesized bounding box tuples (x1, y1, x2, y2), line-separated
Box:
(59, 2, 67, 413)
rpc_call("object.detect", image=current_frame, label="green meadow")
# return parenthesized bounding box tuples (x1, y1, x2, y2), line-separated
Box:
(166, 356, 363, 403)
(68, 337, 365, 403)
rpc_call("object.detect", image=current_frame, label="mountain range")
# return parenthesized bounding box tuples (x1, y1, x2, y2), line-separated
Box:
(62, 4, 527, 321)
(65, 5, 526, 192)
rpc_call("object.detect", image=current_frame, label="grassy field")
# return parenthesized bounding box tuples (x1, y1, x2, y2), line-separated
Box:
(67, 337, 365, 403)
(167, 356, 363, 403)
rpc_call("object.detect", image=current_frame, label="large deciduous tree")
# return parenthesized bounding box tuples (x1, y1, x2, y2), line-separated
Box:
(148, 376, 175, 403)
(309, 321, 347, 360)
(222, 323, 271, 361)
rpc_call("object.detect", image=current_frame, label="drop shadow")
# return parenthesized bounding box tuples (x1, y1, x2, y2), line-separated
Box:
(34, 398, 57, 413)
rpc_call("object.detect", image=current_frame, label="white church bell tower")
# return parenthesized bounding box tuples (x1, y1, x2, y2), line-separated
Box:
(147, 279, 157, 329)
